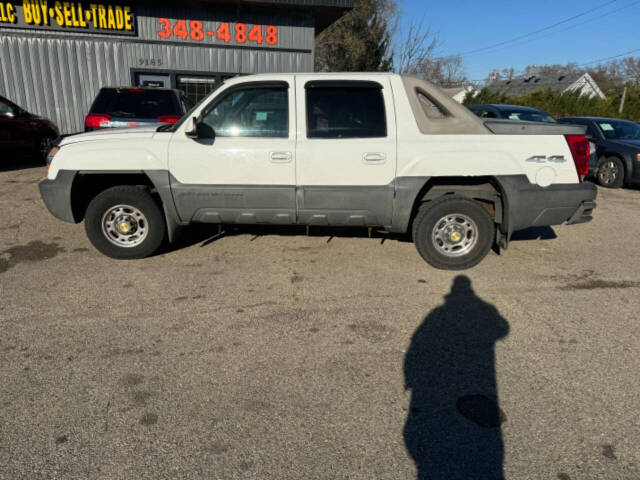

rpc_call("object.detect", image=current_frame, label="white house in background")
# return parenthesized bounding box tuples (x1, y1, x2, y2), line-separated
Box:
(484, 72, 606, 99)
(441, 85, 478, 103)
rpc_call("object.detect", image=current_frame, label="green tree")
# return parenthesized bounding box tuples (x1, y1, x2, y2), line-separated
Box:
(315, 0, 394, 72)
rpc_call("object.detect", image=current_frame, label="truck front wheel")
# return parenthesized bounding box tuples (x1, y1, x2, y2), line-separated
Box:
(84, 186, 166, 259)
(412, 196, 494, 270)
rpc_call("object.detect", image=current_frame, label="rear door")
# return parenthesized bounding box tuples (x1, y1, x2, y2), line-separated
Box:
(294, 77, 397, 227)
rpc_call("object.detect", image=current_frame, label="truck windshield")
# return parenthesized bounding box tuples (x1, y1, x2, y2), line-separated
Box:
(596, 120, 640, 140)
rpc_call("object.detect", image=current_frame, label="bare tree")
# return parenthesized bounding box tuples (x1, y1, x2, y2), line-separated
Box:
(392, 17, 438, 75)
(620, 57, 640, 85)
(422, 54, 468, 87)
(500, 68, 516, 81)
(587, 62, 625, 93)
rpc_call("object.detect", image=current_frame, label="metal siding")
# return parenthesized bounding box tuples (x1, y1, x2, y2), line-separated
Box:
(135, 6, 314, 51)
(0, 7, 314, 134)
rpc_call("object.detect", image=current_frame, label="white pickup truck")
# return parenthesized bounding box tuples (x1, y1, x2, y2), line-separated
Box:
(40, 73, 596, 270)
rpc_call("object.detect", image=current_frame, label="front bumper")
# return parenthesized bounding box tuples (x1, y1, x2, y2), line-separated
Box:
(39, 170, 77, 223)
(499, 176, 597, 238)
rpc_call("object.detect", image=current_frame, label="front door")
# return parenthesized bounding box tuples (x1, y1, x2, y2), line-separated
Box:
(168, 78, 296, 224)
(294, 76, 398, 227)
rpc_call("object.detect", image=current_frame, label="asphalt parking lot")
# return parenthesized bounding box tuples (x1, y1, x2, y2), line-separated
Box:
(1, 165, 639, 480)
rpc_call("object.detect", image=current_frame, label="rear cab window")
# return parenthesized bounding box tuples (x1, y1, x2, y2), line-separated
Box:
(90, 88, 181, 118)
(305, 81, 386, 138)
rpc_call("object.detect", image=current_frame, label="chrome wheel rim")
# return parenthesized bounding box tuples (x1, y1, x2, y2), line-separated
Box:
(101, 205, 148, 248)
(599, 161, 618, 185)
(432, 213, 479, 258)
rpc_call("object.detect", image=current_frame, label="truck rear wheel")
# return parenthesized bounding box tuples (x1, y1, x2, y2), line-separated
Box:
(412, 196, 494, 270)
(84, 186, 165, 259)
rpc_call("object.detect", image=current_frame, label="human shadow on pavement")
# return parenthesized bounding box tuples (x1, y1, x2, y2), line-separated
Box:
(404, 276, 509, 480)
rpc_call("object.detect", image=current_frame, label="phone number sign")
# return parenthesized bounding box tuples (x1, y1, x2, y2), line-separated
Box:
(0, 1, 136, 35)
(157, 18, 279, 46)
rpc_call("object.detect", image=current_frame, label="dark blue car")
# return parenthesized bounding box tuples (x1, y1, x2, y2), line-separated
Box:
(557, 117, 640, 188)
(467, 104, 556, 123)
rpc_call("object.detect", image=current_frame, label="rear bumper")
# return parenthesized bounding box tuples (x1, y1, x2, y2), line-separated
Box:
(498, 176, 597, 237)
(566, 200, 596, 225)
(38, 170, 77, 223)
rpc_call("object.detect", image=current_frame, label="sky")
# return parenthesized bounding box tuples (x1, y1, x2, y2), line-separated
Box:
(397, 0, 640, 82)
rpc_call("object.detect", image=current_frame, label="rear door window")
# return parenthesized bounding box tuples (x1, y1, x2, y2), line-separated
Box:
(90, 89, 181, 118)
(306, 83, 386, 138)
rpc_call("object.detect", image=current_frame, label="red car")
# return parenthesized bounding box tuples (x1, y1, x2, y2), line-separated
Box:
(0, 96, 59, 161)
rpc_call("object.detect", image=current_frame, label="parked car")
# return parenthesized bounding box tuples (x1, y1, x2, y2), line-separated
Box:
(84, 87, 194, 132)
(0, 96, 59, 160)
(40, 73, 596, 270)
(467, 104, 556, 123)
(558, 116, 640, 188)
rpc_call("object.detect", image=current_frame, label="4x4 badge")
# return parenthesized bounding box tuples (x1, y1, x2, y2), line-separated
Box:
(526, 155, 566, 163)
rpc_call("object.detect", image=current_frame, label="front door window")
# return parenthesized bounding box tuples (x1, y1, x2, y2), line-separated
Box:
(202, 87, 288, 138)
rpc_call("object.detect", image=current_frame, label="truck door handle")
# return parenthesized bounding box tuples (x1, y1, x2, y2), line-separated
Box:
(270, 151, 292, 163)
(363, 153, 386, 164)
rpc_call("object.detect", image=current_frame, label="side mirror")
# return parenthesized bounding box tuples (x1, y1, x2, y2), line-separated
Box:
(185, 117, 215, 139)
(185, 117, 198, 138)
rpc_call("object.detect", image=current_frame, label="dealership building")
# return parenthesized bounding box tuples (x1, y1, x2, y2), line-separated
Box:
(0, 0, 352, 133)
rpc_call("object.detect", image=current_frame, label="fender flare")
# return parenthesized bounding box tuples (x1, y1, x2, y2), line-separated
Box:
(390, 176, 510, 241)
(144, 170, 185, 243)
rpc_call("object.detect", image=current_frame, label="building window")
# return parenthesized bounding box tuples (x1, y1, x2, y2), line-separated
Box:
(176, 75, 221, 105)
(305, 83, 387, 139)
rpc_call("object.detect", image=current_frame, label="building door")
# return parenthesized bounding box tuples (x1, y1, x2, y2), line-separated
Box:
(135, 74, 171, 88)
(168, 78, 297, 225)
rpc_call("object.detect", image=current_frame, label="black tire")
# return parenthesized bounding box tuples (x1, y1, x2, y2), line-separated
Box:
(412, 196, 495, 271)
(596, 157, 624, 188)
(84, 186, 165, 259)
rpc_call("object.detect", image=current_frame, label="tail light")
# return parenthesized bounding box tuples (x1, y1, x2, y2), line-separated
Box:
(157, 115, 181, 124)
(85, 113, 112, 129)
(565, 134, 590, 182)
